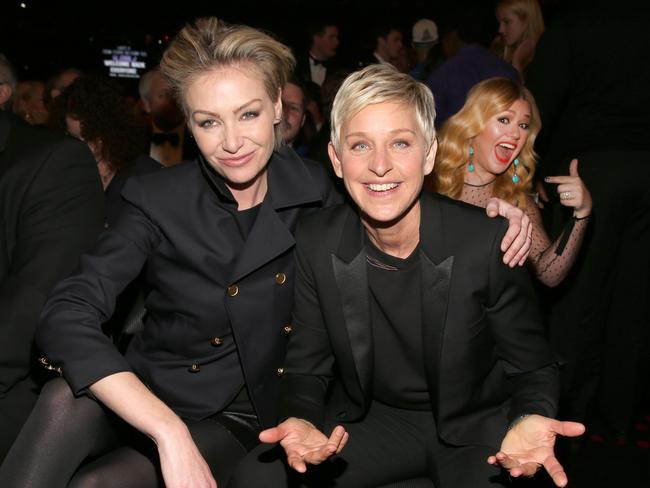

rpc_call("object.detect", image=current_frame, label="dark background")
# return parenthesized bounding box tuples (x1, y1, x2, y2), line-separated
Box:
(0, 0, 561, 92)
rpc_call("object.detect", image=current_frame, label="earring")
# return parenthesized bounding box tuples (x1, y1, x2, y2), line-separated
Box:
(467, 147, 475, 172)
(512, 158, 520, 183)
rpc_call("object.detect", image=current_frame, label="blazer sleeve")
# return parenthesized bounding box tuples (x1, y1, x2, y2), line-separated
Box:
(0, 138, 104, 393)
(486, 219, 560, 423)
(36, 177, 162, 393)
(278, 219, 336, 429)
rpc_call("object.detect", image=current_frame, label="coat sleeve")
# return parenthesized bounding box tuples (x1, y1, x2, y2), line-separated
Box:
(0, 138, 104, 393)
(36, 177, 162, 394)
(278, 219, 335, 429)
(486, 219, 560, 423)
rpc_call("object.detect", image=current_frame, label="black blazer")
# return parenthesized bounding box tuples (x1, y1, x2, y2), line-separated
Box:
(279, 192, 559, 447)
(0, 112, 104, 451)
(37, 146, 340, 427)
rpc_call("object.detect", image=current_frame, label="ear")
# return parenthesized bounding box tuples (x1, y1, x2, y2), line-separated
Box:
(0, 84, 12, 108)
(273, 90, 282, 124)
(327, 142, 344, 179)
(423, 138, 438, 176)
(141, 96, 152, 114)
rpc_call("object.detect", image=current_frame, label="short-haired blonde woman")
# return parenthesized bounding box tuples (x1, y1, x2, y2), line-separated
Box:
(230, 64, 584, 488)
(495, 0, 545, 76)
(431, 77, 592, 287)
(0, 17, 339, 487)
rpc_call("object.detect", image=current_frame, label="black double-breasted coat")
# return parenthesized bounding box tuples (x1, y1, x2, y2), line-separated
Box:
(37, 146, 339, 427)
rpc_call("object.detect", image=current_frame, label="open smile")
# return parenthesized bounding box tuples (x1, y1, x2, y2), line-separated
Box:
(494, 142, 517, 163)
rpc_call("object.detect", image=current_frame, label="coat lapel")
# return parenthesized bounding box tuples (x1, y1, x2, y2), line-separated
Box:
(331, 208, 373, 395)
(419, 193, 454, 414)
(229, 148, 325, 283)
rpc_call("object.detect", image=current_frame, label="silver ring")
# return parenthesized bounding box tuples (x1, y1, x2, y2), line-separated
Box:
(560, 191, 572, 200)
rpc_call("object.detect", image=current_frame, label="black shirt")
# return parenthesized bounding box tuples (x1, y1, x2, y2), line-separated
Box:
(366, 236, 431, 410)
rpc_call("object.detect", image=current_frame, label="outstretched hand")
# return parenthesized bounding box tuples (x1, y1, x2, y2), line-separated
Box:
(259, 418, 348, 473)
(485, 197, 532, 267)
(545, 159, 592, 218)
(487, 414, 585, 487)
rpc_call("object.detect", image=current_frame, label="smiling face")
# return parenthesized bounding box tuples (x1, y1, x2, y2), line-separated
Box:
(328, 101, 436, 230)
(185, 65, 282, 207)
(497, 6, 527, 46)
(470, 99, 531, 181)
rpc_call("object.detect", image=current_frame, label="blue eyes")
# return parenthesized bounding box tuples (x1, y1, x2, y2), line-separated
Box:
(350, 141, 410, 151)
(197, 111, 260, 128)
(242, 111, 259, 120)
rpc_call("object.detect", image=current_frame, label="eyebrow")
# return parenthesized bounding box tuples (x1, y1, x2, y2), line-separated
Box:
(345, 128, 417, 139)
(192, 98, 263, 118)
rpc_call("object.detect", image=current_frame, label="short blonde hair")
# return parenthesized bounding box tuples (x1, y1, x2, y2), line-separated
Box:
(160, 17, 295, 148)
(330, 64, 436, 154)
(433, 77, 541, 209)
(498, 0, 545, 61)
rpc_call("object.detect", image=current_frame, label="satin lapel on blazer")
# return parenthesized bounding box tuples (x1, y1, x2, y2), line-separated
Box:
(331, 208, 373, 395)
(419, 193, 454, 414)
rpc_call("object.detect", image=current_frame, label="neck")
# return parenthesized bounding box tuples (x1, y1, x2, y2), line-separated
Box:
(309, 50, 326, 62)
(228, 168, 268, 210)
(362, 201, 421, 259)
(464, 166, 496, 187)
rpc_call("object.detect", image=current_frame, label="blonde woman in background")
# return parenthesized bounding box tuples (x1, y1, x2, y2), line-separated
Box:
(495, 0, 545, 77)
(431, 77, 592, 287)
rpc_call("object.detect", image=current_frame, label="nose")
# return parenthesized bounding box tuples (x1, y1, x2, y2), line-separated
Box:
(222, 123, 243, 154)
(499, 23, 506, 36)
(368, 147, 392, 177)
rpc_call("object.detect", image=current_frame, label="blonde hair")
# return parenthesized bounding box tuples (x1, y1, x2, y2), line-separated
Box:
(433, 77, 541, 209)
(330, 64, 436, 154)
(160, 17, 295, 148)
(497, 0, 545, 63)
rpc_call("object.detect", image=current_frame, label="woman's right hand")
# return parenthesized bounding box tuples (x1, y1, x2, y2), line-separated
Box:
(156, 421, 217, 488)
(544, 159, 592, 219)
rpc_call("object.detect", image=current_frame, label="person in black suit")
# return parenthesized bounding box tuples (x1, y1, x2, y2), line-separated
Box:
(526, 0, 650, 441)
(294, 20, 340, 87)
(0, 19, 339, 487)
(0, 56, 105, 460)
(229, 64, 584, 488)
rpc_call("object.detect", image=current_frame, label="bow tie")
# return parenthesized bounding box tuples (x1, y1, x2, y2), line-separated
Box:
(151, 132, 180, 147)
(310, 56, 327, 67)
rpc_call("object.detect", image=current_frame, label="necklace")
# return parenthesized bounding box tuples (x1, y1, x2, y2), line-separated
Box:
(464, 178, 496, 188)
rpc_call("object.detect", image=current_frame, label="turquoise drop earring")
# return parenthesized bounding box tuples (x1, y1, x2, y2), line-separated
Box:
(512, 158, 520, 183)
(467, 147, 475, 172)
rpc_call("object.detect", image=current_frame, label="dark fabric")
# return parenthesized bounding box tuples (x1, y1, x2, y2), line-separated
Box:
(425, 44, 519, 128)
(366, 239, 429, 410)
(229, 400, 507, 488)
(36, 146, 341, 427)
(0, 111, 105, 460)
(278, 193, 559, 449)
(526, 1, 650, 432)
(0, 378, 260, 487)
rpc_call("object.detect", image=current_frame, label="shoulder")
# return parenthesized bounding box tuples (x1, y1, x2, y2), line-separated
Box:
(296, 202, 351, 244)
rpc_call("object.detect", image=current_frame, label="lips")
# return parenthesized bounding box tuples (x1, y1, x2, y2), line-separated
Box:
(219, 150, 255, 167)
(494, 142, 517, 163)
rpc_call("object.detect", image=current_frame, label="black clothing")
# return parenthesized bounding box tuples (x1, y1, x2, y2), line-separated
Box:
(366, 239, 429, 410)
(0, 112, 104, 460)
(37, 146, 340, 426)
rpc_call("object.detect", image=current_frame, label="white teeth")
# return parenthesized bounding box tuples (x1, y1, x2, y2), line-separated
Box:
(499, 143, 515, 149)
(367, 183, 398, 192)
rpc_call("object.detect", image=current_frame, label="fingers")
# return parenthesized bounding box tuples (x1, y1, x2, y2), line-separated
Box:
(512, 214, 532, 267)
(501, 213, 531, 267)
(327, 425, 348, 452)
(487, 452, 541, 479)
(554, 420, 586, 438)
(485, 199, 499, 218)
(287, 451, 308, 473)
(543, 455, 569, 487)
(259, 427, 283, 444)
(569, 158, 579, 177)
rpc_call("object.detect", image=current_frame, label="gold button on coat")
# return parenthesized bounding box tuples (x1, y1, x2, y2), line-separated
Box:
(283, 325, 293, 335)
(189, 363, 200, 373)
(275, 273, 287, 284)
(227, 284, 239, 296)
(276, 367, 285, 376)
(210, 337, 223, 346)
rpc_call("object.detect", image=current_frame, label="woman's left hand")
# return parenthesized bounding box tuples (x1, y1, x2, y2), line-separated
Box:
(544, 159, 592, 218)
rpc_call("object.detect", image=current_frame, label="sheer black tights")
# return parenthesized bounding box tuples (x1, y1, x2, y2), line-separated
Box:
(0, 378, 253, 487)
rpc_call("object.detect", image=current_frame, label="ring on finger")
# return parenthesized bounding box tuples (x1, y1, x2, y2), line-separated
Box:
(560, 191, 572, 200)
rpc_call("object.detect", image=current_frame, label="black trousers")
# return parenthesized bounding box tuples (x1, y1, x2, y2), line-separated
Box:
(544, 150, 650, 433)
(228, 401, 507, 488)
